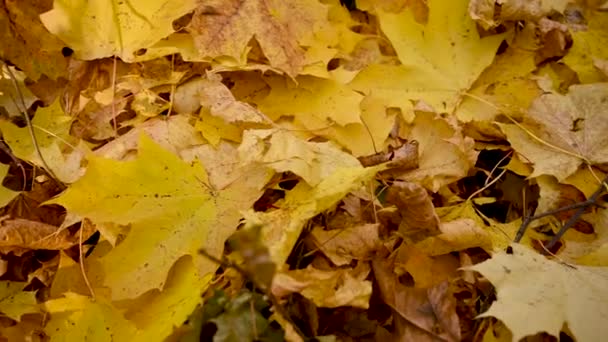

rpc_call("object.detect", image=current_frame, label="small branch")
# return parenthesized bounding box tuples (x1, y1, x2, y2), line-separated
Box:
(514, 175, 608, 249)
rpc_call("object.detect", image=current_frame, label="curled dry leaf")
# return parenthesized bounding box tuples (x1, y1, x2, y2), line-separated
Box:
(372, 255, 461, 342)
(386, 181, 441, 241)
(309, 223, 380, 266)
(0, 218, 94, 254)
(272, 264, 372, 309)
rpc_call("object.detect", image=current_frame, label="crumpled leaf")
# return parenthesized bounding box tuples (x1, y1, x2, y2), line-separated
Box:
(397, 112, 478, 192)
(0, 218, 94, 254)
(309, 223, 380, 266)
(40, 0, 197, 61)
(350, 0, 504, 116)
(469, 243, 608, 342)
(244, 161, 384, 267)
(499, 83, 608, 181)
(238, 129, 361, 186)
(272, 265, 372, 309)
(386, 181, 441, 241)
(173, 75, 266, 124)
(373, 256, 461, 342)
(0, 281, 39, 321)
(469, 0, 570, 29)
(0, 65, 36, 118)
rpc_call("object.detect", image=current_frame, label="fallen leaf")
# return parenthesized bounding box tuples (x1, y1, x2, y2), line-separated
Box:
(469, 243, 608, 341)
(272, 265, 372, 309)
(40, 0, 197, 61)
(0, 281, 39, 321)
(48, 134, 268, 299)
(563, 10, 608, 83)
(500, 83, 608, 181)
(469, 0, 570, 28)
(238, 129, 361, 186)
(373, 255, 461, 342)
(0, 218, 93, 254)
(309, 223, 380, 266)
(187, 0, 328, 77)
(386, 181, 441, 241)
(350, 0, 504, 116)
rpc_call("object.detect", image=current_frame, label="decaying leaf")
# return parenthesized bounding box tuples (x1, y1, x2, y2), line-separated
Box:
(373, 255, 461, 342)
(0, 218, 94, 254)
(386, 181, 441, 241)
(272, 264, 372, 309)
(500, 83, 608, 181)
(309, 223, 380, 266)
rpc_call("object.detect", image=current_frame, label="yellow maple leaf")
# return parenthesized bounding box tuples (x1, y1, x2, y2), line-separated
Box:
(257, 75, 363, 129)
(350, 0, 505, 117)
(47, 134, 268, 300)
(40, 0, 197, 61)
(469, 244, 608, 342)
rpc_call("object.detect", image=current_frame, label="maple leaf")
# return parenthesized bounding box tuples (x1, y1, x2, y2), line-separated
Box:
(40, 0, 197, 61)
(48, 134, 268, 300)
(187, 0, 329, 77)
(469, 244, 608, 341)
(499, 83, 608, 181)
(257, 75, 363, 129)
(456, 44, 541, 122)
(350, 0, 504, 116)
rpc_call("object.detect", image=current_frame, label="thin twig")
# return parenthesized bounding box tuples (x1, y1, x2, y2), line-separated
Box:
(3, 63, 64, 189)
(79, 223, 96, 299)
(545, 175, 608, 249)
(514, 175, 608, 247)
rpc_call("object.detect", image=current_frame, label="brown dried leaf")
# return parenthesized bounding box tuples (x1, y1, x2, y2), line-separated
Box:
(372, 255, 461, 342)
(386, 181, 441, 241)
(309, 223, 380, 266)
(0, 219, 93, 254)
